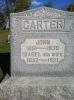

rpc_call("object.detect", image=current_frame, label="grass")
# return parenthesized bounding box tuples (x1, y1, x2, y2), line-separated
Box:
(0, 68, 3, 80)
(0, 29, 10, 81)
(0, 42, 10, 53)
(0, 29, 10, 53)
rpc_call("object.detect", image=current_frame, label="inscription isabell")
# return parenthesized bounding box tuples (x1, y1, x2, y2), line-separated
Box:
(22, 19, 64, 30)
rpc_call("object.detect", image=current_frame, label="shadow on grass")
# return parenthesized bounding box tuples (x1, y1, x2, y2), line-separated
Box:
(0, 53, 10, 82)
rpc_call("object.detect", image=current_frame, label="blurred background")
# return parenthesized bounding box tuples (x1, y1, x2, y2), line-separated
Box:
(0, 0, 74, 82)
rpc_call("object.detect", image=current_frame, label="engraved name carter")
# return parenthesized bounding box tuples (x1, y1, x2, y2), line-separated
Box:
(22, 19, 64, 30)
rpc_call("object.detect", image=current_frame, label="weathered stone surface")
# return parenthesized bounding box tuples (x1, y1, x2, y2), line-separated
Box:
(0, 77, 74, 100)
(4, 7, 74, 100)
(2, 74, 10, 83)
(10, 7, 74, 77)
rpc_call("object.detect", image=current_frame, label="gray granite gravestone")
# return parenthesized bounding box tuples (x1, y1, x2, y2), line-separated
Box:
(0, 7, 74, 100)
(10, 7, 74, 77)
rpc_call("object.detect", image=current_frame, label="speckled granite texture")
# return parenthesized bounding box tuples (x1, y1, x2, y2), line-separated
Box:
(0, 77, 74, 100)
(11, 7, 74, 77)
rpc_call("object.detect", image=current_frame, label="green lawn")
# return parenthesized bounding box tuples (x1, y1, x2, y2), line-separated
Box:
(0, 68, 3, 80)
(0, 29, 10, 82)
(0, 29, 10, 53)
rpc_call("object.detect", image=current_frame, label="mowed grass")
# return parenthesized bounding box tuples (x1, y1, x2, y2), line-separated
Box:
(0, 30, 10, 81)
(0, 68, 3, 80)
(0, 29, 10, 53)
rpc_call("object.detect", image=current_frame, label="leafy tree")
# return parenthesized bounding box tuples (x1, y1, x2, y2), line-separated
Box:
(4, 0, 16, 15)
(11, 0, 32, 12)
(67, 4, 74, 12)
(4, 0, 31, 29)
(45, 2, 52, 8)
(0, 13, 5, 29)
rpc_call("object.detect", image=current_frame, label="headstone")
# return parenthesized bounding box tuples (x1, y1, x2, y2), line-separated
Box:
(10, 7, 74, 77)
(0, 7, 74, 100)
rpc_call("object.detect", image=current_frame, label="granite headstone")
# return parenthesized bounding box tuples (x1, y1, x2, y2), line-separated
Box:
(10, 7, 74, 77)
(0, 7, 74, 100)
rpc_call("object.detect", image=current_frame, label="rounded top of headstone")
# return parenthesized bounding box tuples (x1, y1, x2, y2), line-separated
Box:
(10, 6, 74, 18)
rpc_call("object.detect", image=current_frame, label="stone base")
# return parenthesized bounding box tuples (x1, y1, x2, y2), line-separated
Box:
(0, 77, 74, 100)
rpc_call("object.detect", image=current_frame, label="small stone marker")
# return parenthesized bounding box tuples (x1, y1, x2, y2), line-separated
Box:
(10, 7, 74, 76)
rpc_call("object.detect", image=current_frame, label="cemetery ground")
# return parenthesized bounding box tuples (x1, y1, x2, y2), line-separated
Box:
(0, 29, 10, 82)
(0, 29, 10, 53)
